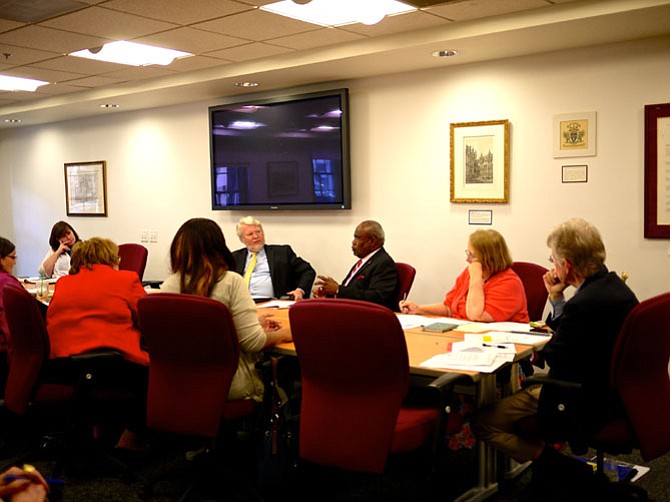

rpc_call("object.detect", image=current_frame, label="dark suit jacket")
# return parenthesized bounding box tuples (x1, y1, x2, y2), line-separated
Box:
(232, 244, 316, 299)
(336, 247, 399, 312)
(539, 266, 638, 439)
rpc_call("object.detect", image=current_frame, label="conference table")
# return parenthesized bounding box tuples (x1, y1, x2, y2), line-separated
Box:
(258, 303, 552, 502)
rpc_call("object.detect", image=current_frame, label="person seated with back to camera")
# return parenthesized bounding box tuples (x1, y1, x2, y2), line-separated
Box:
(46, 237, 149, 451)
(38, 221, 81, 279)
(159, 218, 292, 403)
(312, 219, 399, 311)
(400, 229, 529, 323)
(231, 216, 316, 302)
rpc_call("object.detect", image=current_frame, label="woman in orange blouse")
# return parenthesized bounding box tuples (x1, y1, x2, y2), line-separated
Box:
(400, 229, 529, 323)
(46, 237, 148, 450)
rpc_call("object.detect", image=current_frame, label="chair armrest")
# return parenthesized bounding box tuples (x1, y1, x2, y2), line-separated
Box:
(428, 372, 472, 392)
(70, 350, 124, 362)
(521, 374, 582, 391)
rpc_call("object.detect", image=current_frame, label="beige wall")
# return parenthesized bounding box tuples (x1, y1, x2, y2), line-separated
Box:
(2, 35, 669, 306)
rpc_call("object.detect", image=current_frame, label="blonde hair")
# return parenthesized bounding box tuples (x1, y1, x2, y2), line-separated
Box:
(469, 229, 513, 275)
(69, 237, 119, 274)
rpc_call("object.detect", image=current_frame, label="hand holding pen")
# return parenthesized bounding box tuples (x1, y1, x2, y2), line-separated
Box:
(0, 464, 53, 501)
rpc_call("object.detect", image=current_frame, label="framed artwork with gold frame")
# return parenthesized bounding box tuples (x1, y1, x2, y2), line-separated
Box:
(64, 160, 108, 216)
(450, 119, 510, 203)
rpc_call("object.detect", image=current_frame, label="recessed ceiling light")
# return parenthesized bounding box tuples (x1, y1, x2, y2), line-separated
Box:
(4, 118, 21, 123)
(0, 74, 48, 91)
(99, 104, 120, 108)
(234, 81, 260, 88)
(432, 50, 459, 58)
(69, 41, 191, 66)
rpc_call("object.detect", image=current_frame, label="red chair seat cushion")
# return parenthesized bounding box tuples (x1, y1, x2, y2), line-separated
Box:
(391, 407, 439, 453)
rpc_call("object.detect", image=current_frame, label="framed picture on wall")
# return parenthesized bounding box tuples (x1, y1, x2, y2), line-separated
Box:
(644, 102, 670, 238)
(450, 119, 510, 203)
(64, 161, 108, 216)
(553, 111, 596, 158)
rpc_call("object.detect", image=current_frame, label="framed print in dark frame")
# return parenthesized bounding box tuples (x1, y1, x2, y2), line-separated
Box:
(64, 160, 108, 217)
(644, 103, 670, 238)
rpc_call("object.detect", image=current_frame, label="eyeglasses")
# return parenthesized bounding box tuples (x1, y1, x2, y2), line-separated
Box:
(465, 249, 476, 260)
(548, 255, 555, 264)
(6, 254, 17, 260)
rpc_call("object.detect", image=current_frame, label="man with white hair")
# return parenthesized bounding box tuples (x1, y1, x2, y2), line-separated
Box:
(232, 216, 315, 302)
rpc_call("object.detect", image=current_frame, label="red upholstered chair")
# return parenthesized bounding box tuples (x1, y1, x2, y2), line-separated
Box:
(395, 262, 416, 308)
(288, 298, 440, 475)
(510, 261, 549, 322)
(118, 243, 148, 282)
(1, 284, 71, 417)
(589, 291, 670, 473)
(136, 293, 258, 500)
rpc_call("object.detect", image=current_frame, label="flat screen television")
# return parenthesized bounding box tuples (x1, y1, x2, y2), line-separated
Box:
(209, 88, 351, 210)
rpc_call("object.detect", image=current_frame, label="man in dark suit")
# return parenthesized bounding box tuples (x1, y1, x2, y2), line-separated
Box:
(472, 218, 639, 494)
(313, 220, 399, 311)
(232, 216, 315, 302)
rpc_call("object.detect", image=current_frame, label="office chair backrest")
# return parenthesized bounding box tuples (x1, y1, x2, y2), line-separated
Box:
(395, 262, 416, 308)
(2, 284, 53, 415)
(511, 261, 548, 321)
(118, 243, 148, 281)
(609, 291, 670, 461)
(137, 293, 240, 438)
(289, 298, 410, 473)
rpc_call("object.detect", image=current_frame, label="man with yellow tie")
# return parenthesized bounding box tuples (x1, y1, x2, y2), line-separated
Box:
(232, 216, 316, 302)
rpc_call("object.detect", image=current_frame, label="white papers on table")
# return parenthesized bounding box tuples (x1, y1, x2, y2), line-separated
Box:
(257, 300, 295, 309)
(420, 342, 516, 373)
(464, 331, 551, 346)
(396, 315, 468, 330)
(458, 321, 534, 333)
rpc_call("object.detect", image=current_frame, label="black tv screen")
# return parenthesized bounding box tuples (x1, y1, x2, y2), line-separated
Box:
(209, 88, 351, 210)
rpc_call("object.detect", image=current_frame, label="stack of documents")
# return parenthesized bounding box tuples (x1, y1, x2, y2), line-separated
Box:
(420, 341, 516, 373)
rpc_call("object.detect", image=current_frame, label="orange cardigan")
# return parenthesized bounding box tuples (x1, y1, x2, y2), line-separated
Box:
(47, 264, 149, 366)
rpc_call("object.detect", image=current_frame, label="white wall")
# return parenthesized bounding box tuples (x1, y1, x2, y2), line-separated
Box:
(2, 35, 669, 304)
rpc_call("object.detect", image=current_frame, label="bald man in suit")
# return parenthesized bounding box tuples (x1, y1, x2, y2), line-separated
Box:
(313, 220, 399, 311)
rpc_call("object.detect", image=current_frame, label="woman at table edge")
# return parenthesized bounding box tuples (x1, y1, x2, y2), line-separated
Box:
(399, 229, 530, 323)
(159, 217, 291, 403)
(38, 221, 80, 279)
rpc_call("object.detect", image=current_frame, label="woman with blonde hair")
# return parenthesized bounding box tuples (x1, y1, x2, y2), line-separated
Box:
(47, 237, 148, 450)
(160, 218, 290, 402)
(400, 229, 529, 322)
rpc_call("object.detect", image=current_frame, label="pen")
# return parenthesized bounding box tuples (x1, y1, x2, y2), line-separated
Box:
(482, 343, 507, 349)
(3, 475, 65, 485)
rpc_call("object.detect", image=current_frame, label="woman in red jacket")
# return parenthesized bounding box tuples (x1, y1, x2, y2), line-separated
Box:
(47, 237, 148, 450)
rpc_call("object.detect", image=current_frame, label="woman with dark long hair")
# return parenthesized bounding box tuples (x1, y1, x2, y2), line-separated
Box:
(39, 221, 81, 278)
(160, 218, 290, 402)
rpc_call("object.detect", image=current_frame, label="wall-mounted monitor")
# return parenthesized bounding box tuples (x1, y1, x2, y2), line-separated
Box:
(209, 88, 351, 210)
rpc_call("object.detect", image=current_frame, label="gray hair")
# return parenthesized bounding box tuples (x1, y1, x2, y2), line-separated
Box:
(236, 216, 263, 239)
(547, 218, 606, 277)
(359, 220, 385, 245)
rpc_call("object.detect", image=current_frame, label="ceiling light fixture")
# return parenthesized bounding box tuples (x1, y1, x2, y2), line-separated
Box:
(0, 74, 48, 92)
(99, 104, 120, 108)
(262, 0, 415, 27)
(4, 118, 22, 123)
(234, 81, 260, 88)
(69, 41, 192, 66)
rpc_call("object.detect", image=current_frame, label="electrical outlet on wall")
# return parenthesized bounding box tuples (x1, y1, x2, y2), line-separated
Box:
(140, 229, 149, 243)
(149, 229, 158, 243)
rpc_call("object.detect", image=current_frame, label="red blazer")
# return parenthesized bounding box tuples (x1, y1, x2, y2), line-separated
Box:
(47, 264, 149, 366)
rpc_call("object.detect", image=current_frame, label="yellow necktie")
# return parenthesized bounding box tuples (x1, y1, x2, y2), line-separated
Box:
(244, 252, 257, 287)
